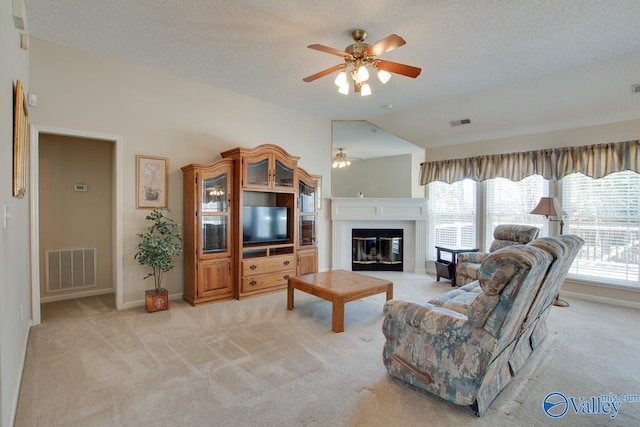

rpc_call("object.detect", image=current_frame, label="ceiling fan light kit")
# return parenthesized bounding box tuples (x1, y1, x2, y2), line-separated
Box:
(304, 29, 422, 97)
(332, 148, 352, 168)
(377, 69, 392, 84)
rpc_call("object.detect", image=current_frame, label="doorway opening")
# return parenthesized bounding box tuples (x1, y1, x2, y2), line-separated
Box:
(30, 125, 123, 325)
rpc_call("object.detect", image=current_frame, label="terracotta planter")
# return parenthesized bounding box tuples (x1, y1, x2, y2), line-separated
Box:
(145, 288, 169, 313)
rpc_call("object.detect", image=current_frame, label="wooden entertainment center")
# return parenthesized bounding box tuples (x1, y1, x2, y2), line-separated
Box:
(181, 144, 320, 306)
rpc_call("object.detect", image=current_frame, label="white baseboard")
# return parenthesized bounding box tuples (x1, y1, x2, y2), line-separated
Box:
(122, 292, 184, 310)
(11, 320, 32, 427)
(40, 287, 114, 304)
(560, 290, 640, 310)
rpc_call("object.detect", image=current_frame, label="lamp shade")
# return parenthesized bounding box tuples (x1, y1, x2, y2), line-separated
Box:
(337, 83, 349, 95)
(377, 69, 392, 84)
(334, 71, 348, 87)
(360, 82, 372, 96)
(356, 65, 369, 83)
(530, 197, 566, 217)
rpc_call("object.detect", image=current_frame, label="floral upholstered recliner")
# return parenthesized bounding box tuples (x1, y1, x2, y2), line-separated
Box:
(456, 224, 540, 286)
(383, 244, 553, 416)
(511, 235, 584, 369)
(382, 235, 584, 416)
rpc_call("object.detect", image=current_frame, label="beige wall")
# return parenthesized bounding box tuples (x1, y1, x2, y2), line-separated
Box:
(425, 118, 640, 161)
(411, 152, 425, 198)
(39, 134, 113, 298)
(424, 119, 640, 306)
(0, 0, 31, 425)
(332, 154, 418, 198)
(28, 38, 332, 305)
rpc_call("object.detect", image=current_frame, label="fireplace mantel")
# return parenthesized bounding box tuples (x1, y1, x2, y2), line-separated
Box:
(331, 198, 428, 273)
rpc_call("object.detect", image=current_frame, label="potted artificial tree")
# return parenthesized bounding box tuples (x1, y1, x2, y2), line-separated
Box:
(134, 208, 183, 312)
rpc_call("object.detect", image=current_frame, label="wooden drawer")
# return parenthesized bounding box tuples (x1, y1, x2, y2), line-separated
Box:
(241, 270, 295, 293)
(242, 255, 295, 276)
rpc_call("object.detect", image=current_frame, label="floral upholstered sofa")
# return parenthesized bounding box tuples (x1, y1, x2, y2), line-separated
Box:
(382, 234, 584, 416)
(456, 224, 540, 286)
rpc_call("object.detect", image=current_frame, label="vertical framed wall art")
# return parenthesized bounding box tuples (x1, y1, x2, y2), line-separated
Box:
(13, 80, 29, 198)
(136, 155, 168, 208)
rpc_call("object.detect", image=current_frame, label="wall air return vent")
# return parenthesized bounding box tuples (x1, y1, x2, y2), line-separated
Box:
(450, 118, 471, 127)
(46, 248, 97, 292)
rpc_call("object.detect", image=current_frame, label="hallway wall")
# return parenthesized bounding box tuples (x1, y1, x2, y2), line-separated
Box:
(39, 134, 113, 300)
(0, 1, 31, 425)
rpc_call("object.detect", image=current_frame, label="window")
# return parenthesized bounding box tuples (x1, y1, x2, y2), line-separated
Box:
(562, 171, 640, 283)
(428, 179, 476, 259)
(483, 175, 548, 251)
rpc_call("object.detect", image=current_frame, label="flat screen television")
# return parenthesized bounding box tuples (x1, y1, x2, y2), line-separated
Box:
(242, 206, 289, 244)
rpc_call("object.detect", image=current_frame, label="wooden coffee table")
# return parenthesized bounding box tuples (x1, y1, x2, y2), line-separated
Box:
(287, 269, 393, 333)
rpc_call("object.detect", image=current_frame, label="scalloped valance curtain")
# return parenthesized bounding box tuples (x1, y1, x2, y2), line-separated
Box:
(419, 140, 640, 185)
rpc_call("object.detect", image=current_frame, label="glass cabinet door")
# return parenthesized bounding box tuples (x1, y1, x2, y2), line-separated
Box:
(274, 159, 294, 188)
(202, 216, 228, 254)
(245, 158, 269, 187)
(299, 215, 316, 246)
(200, 171, 230, 255)
(299, 181, 316, 213)
(202, 173, 228, 213)
(299, 178, 317, 247)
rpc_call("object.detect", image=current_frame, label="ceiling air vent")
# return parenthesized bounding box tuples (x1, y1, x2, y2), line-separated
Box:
(450, 118, 471, 127)
(632, 84, 640, 94)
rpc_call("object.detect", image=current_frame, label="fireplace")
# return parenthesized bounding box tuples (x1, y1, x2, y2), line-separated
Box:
(331, 198, 428, 273)
(352, 229, 403, 271)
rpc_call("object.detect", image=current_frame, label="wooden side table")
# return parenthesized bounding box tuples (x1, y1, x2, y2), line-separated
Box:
(435, 246, 479, 287)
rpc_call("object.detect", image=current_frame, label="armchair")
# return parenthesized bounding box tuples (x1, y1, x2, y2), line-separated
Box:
(512, 234, 584, 366)
(382, 244, 552, 416)
(455, 224, 540, 286)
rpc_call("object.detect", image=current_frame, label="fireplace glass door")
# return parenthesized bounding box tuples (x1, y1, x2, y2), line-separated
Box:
(352, 229, 403, 271)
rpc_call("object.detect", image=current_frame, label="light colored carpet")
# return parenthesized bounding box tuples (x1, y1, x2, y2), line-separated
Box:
(15, 272, 640, 426)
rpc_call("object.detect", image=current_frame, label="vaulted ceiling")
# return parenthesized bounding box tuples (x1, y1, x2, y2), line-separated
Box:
(24, 0, 640, 150)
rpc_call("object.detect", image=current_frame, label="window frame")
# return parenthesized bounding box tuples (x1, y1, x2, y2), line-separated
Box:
(427, 173, 640, 290)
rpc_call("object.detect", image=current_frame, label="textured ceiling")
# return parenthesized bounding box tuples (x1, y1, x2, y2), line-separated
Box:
(23, 0, 640, 153)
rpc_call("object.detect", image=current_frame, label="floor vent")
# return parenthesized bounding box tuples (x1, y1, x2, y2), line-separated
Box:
(46, 248, 97, 292)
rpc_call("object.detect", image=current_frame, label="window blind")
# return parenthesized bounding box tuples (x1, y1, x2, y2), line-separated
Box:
(428, 179, 476, 259)
(562, 171, 640, 283)
(484, 175, 548, 251)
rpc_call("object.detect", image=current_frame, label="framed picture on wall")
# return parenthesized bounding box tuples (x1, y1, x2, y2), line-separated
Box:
(136, 155, 168, 208)
(13, 80, 29, 198)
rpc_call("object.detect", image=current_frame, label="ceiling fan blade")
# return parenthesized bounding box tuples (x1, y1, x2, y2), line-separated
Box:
(366, 34, 406, 57)
(375, 60, 422, 78)
(307, 44, 350, 58)
(302, 64, 345, 82)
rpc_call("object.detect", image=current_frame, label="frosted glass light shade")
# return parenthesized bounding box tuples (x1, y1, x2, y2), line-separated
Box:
(377, 69, 391, 84)
(360, 82, 372, 96)
(356, 66, 369, 83)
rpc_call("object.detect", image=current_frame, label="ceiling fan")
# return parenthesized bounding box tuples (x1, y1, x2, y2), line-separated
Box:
(303, 29, 421, 96)
(332, 148, 360, 168)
